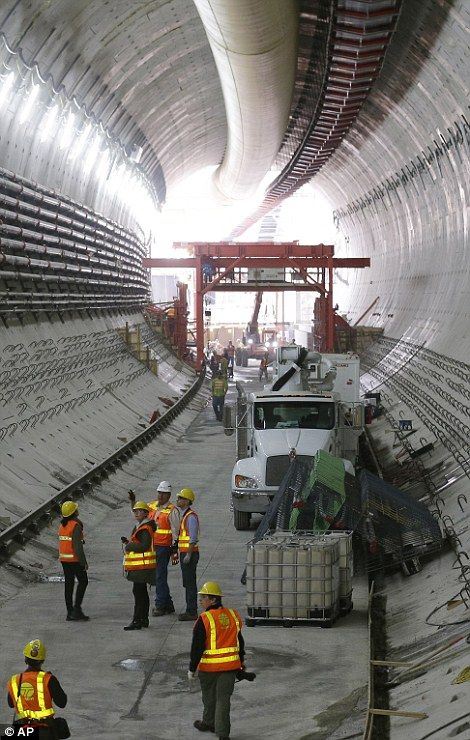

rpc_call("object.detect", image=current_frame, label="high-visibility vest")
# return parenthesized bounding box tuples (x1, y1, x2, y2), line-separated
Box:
(151, 503, 176, 547)
(178, 509, 199, 552)
(198, 608, 242, 672)
(123, 522, 156, 571)
(7, 671, 55, 719)
(212, 378, 226, 397)
(58, 519, 83, 563)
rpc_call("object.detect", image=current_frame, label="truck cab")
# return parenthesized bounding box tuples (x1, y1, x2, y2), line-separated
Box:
(225, 348, 363, 530)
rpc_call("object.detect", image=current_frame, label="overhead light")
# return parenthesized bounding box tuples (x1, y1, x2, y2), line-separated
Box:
(129, 144, 143, 163)
(0, 71, 15, 105)
(83, 133, 101, 172)
(70, 122, 91, 160)
(40, 104, 59, 142)
(59, 110, 75, 150)
(19, 82, 40, 124)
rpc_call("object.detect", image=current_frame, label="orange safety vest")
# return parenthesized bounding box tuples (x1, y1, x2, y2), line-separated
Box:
(123, 522, 156, 571)
(7, 671, 54, 719)
(178, 509, 199, 552)
(198, 608, 242, 672)
(58, 519, 83, 563)
(151, 503, 177, 547)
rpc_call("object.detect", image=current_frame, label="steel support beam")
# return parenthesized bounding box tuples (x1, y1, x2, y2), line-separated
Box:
(143, 243, 370, 369)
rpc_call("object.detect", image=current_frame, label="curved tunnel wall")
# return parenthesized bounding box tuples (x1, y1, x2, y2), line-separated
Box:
(315, 0, 469, 362)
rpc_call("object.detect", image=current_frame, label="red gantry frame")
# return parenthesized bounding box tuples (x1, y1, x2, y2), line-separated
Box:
(143, 242, 370, 369)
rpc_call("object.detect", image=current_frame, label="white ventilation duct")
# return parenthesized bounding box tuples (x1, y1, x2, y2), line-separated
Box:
(193, 0, 298, 202)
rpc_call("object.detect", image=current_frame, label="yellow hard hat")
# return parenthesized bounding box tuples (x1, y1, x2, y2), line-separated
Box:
(132, 501, 150, 511)
(177, 488, 195, 502)
(23, 639, 46, 662)
(61, 501, 78, 518)
(198, 581, 222, 597)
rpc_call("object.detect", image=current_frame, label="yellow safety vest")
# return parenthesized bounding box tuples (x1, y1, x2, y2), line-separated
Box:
(199, 608, 242, 672)
(123, 522, 156, 571)
(178, 509, 199, 552)
(8, 671, 55, 719)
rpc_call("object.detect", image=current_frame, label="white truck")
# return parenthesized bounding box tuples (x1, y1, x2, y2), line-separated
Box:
(224, 346, 364, 530)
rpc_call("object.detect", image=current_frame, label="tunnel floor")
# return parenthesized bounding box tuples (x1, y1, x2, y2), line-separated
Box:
(0, 366, 369, 740)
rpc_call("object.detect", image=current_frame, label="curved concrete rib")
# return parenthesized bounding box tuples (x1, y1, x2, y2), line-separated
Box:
(193, 0, 298, 201)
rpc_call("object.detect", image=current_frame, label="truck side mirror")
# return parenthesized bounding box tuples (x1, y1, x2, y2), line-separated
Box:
(223, 404, 235, 436)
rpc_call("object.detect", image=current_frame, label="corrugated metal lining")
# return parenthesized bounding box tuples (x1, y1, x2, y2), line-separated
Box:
(230, 0, 402, 237)
(0, 0, 226, 193)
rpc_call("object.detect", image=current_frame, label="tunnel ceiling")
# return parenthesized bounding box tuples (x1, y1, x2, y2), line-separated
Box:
(0, 0, 227, 191)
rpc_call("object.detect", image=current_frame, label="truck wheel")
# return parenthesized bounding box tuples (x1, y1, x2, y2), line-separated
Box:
(241, 351, 248, 368)
(234, 509, 251, 530)
(235, 349, 242, 366)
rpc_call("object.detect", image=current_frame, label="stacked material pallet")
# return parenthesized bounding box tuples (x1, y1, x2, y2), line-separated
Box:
(246, 533, 341, 626)
(289, 450, 346, 532)
(308, 449, 346, 495)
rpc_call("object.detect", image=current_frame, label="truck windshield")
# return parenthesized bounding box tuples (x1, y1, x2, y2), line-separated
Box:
(254, 401, 335, 430)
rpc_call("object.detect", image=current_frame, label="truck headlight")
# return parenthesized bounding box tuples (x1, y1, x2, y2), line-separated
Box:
(247, 338, 254, 344)
(235, 475, 258, 489)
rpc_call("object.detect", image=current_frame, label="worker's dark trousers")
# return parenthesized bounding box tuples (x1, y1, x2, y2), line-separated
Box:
(212, 396, 224, 421)
(155, 546, 174, 608)
(180, 551, 199, 614)
(132, 582, 150, 622)
(199, 670, 237, 738)
(61, 562, 88, 613)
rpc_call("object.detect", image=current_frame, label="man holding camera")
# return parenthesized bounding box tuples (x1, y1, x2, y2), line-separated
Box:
(188, 581, 253, 740)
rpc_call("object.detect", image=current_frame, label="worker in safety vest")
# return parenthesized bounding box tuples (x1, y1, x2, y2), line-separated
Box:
(122, 501, 156, 630)
(226, 342, 235, 378)
(211, 371, 228, 422)
(58, 500, 89, 621)
(127, 482, 180, 616)
(189, 582, 245, 740)
(7, 639, 67, 739)
(176, 488, 200, 621)
(259, 352, 269, 382)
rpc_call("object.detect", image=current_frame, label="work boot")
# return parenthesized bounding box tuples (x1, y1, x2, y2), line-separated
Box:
(165, 604, 175, 614)
(68, 607, 89, 621)
(193, 720, 215, 732)
(141, 618, 149, 628)
(152, 607, 168, 617)
(123, 620, 142, 630)
(178, 612, 197, 622)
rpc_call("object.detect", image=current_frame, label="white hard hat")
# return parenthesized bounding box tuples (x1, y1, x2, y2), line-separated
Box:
(157, 480, 172, 493)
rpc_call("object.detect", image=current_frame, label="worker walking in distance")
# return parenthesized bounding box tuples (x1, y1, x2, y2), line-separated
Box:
(227, 341, 235, 378)
(58, 500, 89, 622)
(176, 488, 200, 621)
(129, 480, 180, 616)
(189, 582, 245, 740)
(259, 352, 269, 382)
(122, 501, 156, 630)
(211, 370, 228, 422)
(7, 639, 68, 739)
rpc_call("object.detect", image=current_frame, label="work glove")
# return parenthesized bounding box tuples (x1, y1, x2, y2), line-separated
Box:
(187, 670, 197, 682)
(121, 536, 129, 544)
(171, 552, 179, 565)
(128, 489, 136, 503)
(182, 553, 191, 565)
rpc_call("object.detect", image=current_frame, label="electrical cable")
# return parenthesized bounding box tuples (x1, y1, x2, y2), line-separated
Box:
(425, 588, 470, 627)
